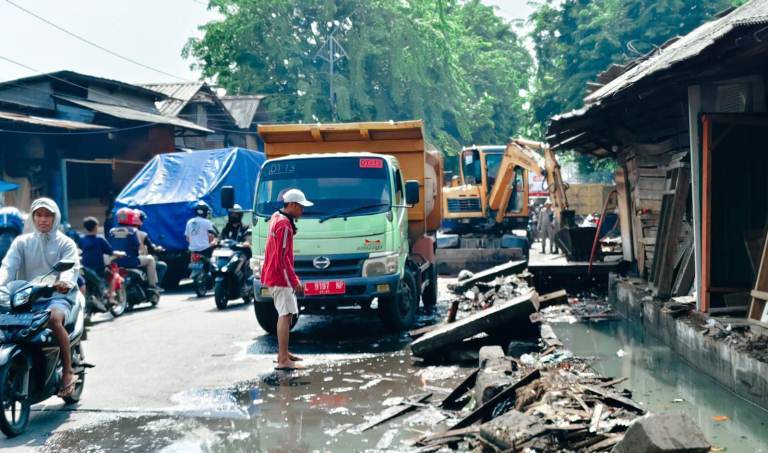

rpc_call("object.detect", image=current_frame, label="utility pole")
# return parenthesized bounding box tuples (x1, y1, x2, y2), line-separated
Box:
(314, 28, 348, 121)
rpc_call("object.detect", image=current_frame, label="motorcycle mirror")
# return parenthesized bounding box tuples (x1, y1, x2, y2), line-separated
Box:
(221, 186, 235, 210)
(53, 260, 76, 273)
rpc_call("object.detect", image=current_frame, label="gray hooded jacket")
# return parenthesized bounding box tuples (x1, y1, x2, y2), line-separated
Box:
(0, 198, 80, 288)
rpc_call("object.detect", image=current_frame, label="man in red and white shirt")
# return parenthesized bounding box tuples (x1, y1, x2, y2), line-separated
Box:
(261, 188, 313, 370)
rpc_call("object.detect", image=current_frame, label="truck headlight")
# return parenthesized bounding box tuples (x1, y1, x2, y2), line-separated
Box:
(250, 255, 264, 277)
(362, 252, 398, 277)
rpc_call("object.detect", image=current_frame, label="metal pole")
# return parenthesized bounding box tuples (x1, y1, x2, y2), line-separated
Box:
(329, 32, 335, 121)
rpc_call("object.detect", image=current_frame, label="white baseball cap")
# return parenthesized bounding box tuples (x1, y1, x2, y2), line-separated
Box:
(282, 188, 314, 207)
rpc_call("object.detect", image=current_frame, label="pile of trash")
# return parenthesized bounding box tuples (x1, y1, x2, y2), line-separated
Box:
(530, 294, 618, 324)
(700, 317, 768, 363)
(408, 325, 709, 452)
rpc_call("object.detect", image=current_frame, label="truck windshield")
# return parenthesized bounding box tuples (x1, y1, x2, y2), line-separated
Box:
(254, 157, 392, 218)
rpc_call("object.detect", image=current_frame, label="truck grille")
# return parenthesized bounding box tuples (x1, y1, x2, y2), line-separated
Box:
(295, 254, 367, 278)
(447, 197, 481, 213)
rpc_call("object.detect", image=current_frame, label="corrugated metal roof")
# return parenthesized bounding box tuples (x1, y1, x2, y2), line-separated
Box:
(0, 70, 165, 100)
(221, 95, 265, 129)
(0, 110, 108, 130)
(585, 0, 768, 104)
(141, 82, 206, 116)
(54, 95, 213, 133)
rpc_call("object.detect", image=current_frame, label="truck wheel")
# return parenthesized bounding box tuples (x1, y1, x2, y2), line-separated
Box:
(421, 265, 438, 309)
(379, 271, 418, 331)
(254, 302, 298, 335)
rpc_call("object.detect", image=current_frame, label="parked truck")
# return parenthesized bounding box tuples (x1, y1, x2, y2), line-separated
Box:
(250, 120, 443, 332)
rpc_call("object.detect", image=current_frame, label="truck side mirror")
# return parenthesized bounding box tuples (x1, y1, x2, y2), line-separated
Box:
(221, 186, 235, 210)
(451, 175, 460, 187)
(405, 180, 420, 205)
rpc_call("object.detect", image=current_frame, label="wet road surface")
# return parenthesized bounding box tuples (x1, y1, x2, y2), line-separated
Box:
(4, 282, 468, 452)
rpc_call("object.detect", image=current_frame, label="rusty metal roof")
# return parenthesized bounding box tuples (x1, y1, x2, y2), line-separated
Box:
(221, 95, 265, 129)
(140, 82, 206, 116)
(585, 0, 768, 104)
(0, 70, 165, 100)
(0, 110, 108, 130)
(54, 95, 213, 133)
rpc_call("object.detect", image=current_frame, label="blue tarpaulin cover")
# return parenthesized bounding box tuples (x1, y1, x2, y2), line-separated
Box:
(114, 148, 265, 252)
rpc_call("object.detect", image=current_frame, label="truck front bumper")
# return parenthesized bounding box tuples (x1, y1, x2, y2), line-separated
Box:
(253, 273, 401, 306)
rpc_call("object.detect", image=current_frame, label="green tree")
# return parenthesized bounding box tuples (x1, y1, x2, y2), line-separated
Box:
(527, 0, 747, 173)
(184, 0, 533, 155)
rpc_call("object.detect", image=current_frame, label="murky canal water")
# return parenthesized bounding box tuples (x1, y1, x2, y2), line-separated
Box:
(553, 320, 768, 453)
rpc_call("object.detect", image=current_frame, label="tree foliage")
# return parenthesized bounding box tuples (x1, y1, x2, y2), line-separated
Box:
(528, 0, 748, 134)
(184, 0, 533, 154)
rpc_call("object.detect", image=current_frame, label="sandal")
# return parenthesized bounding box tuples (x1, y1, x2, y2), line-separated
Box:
(58, 376, 77, 397)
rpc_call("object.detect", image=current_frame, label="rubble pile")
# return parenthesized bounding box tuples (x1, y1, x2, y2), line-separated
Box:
(531, 294, 618, 324)
(700, 317, 768, 363)
(448, 271, 534, 314)
(413, 329, 659, 452)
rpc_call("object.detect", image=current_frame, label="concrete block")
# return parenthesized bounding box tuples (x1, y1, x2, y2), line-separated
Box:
(475, 346, 515, 405)
(410, 291, 537, 357)
(479, 409, 551, 450)
(612, 413, 710, 453)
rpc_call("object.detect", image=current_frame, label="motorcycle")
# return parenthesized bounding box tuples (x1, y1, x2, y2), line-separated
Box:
(116, 265, 159, 310)
(0, 260, 89, 437)
(190, 251, 213, 298)
(0, 207, 24, 264)
(83, 253, 128, 322)
(211, 239, 253, 310)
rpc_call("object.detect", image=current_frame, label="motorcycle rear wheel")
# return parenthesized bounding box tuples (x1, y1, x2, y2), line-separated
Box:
(109, 288, 128, 317)
(0, 357, 30, 437)
(193, 274, 209, 297)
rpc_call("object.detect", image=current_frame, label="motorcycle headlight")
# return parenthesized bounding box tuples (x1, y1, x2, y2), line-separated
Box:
(362, 252, 399, 277)
(12, 287, 32, 308)
(0, 291, 10, 309)
(250, 255, 264, 277)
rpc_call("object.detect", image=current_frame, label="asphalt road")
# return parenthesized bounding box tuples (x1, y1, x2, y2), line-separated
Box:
(3, 286, 442, 452)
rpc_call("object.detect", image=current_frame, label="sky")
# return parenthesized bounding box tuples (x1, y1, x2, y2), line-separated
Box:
(0, 0, 535, 86)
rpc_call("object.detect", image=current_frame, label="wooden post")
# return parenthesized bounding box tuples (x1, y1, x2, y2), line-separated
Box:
(614, 166, 634, 263)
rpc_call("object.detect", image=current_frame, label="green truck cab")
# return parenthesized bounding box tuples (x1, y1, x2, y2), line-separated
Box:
(250, 121, 443, 332)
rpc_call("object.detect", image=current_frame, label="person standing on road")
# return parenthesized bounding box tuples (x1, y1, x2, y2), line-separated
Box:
(538, 201, 553, 254)
(261, 189, 313, 371)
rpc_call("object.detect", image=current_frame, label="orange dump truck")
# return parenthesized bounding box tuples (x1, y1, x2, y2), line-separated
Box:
(251, 120, 443, 332)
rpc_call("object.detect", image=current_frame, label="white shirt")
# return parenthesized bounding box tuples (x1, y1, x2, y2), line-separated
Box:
(185, 217, 215, 252)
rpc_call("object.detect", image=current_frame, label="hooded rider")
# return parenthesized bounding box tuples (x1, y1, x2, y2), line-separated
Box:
(0, 198, 80, 397)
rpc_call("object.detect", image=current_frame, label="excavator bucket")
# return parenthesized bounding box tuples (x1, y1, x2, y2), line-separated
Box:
(436, 233, 528, 275)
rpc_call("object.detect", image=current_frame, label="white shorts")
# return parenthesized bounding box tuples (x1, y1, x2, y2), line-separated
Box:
(269, 286, 298, 316)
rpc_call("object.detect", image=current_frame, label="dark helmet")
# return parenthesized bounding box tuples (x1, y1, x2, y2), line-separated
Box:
(228, 204, 244, 223)
(194, 201, 211, 218)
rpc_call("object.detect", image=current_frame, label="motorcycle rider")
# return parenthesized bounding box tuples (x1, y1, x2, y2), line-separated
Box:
(220, 204, 251, 253)
(108, 208, 161, 293)
(79, 216, 114, 311)
(134, 209, 167, 286)
(0, 198, 80, 397)
(185, 201, 218, 258)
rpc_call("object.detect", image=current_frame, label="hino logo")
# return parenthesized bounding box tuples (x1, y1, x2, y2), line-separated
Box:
(312, 256, 331, 270)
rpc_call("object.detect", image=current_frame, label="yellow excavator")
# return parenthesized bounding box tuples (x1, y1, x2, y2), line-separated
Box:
(437, 138, 570, 274)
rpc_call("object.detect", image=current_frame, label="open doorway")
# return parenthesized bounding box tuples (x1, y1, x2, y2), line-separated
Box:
(701, 114, 768, 313)
(64, 160, 113, 229)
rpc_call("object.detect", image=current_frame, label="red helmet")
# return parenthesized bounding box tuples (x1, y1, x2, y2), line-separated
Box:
(116, 207, 139, 226)
(130, 209, 144, 227)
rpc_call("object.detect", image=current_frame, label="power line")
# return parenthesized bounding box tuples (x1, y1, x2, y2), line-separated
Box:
(4, 0, 192, 82)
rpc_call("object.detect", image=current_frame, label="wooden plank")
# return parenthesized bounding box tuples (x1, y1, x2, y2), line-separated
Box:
(615, 167, 634, 262)
(452, 260, 527, 292)
(650, 191, 673, 284)
(655, 166, 691, 297)
(354, 392, 432, 432)
(439, 369, 479, 410)
(448, 369, 541, 430)
(672, 243, 695, 296)
(538, 289, 568, 309)
(749, 215, 768, 322)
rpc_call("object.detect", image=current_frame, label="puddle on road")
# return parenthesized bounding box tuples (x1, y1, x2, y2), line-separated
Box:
(43, 298, 468, 453)
(552, 320, 768, 453)
(42, 351, 470, 453)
